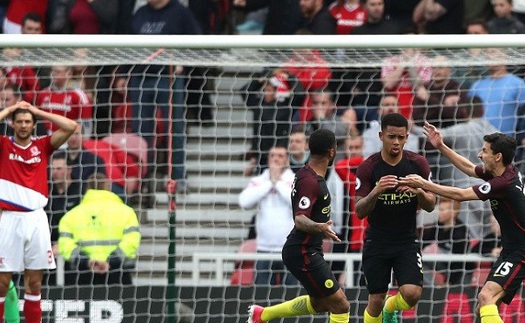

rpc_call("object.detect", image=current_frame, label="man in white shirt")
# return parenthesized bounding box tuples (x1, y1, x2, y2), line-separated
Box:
(238, 146, 298, 285)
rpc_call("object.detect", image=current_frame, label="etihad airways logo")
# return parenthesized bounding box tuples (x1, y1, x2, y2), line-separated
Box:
(378, 192, 416, 205)
(9, 153, 42, 164)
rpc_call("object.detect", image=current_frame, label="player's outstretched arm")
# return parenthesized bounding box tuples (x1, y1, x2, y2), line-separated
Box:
(22, 102, 77, 148)
(399, 175, 479, 201)
(423, 121, 477, 177)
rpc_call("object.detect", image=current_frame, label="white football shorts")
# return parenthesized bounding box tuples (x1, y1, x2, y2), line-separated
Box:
(0, 209, 56, 272)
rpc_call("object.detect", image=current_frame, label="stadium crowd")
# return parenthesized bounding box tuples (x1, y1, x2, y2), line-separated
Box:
(0, 0, 522, 291)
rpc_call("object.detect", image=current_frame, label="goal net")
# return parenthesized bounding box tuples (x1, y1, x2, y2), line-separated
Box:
(5, 34, 524, 322)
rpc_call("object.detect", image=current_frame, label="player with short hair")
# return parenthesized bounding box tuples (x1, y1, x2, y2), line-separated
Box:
(0, 101, 77, 323)
(247, 128, 350, 323)
(399, 124, 525, 323)
(355, 113, 436, 323)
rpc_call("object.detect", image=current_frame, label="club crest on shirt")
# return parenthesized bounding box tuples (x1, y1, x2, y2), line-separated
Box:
(30, 146, 41, 157)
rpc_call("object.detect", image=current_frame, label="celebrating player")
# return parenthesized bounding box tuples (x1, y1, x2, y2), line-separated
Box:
(247, 129, 350, 323)
(0, 102, 77, 323)
(399, 123, 525, 323)
(355, 113, 436, 323)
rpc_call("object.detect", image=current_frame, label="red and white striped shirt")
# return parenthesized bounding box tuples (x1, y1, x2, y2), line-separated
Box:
(329, 3, 367, 35)
(5, 66, 41, 103)
(381, 53, 432, 118)
(0, 135, 55, 211)
(36, 87, 92, 132)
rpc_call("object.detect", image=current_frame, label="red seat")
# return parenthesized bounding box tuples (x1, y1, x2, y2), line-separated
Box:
(441, 293, 473, 323)
(83, 139, 141, 193)
(103, 133, 149, 178)
(230, 239, 257, 286)
(471, 262, 492, 287)
(500, 295, 524, 322)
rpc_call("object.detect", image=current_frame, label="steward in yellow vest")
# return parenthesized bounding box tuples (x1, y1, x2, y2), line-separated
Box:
(58, 183, 141, 285)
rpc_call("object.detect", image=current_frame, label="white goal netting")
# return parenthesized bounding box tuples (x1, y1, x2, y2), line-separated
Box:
(3, 34, 525, 323)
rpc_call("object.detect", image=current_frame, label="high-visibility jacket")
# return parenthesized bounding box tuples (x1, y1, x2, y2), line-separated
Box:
(58, 189, 141, 266)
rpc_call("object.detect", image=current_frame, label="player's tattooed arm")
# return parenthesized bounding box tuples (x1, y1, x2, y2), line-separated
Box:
(294, 214, 340, 242)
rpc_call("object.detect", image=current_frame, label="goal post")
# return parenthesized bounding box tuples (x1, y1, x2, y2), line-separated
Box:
(4, 34, 524, 322)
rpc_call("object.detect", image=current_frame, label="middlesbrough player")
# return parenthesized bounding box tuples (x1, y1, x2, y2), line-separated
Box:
(36, 65, 93, 136)
(0, 101, 77, 323)
(399, 124, 525, 323)
(329, 0, 367, 35)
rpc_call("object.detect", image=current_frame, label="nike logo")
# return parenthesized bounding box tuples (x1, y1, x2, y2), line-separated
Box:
(324, 194, 329, 200)
(311, 252, 317, 256)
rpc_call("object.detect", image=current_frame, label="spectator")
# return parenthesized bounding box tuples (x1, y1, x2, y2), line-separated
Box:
(329, 0, 367, 35)
(468, 48, 525, 136)
(421, 198, 471, 286)
(3, 0, 48, 34)
(411, 97, 497, 241)
(58, 174, 141, 285)
(21, 12, 43, 34)
(340, 0, 401, 123)
(44, 150, 82, 286)
(36, 65, 93, 137)
(470, 215, 502, 257)
(413, 55, 468, 128)
(65, 123, 107, 194)
(455, 20, 490, 90)
(300, 0, 337, 34)
(381, 47, 432, 119)
(332, 135, 365, 286)
(335, 135, 365, 253)
(513, 0, 525, 24)
(232, 0, 303, 35)
(66, 48, 114, 137)
(47, 0, 136, 34)
(362, 94, 420, 158)
(235, 7, 267, 33)
(487, 0, 525, 34)
(413, 55, 469, 183)
(413, 0, 464, 34)
(238, 146, 298, 285)
(352, 0, 402, 34)
(241, 69, 304, 175)
(129, 0, 201, 193)
(383, 0, 419, 30)
(245, 130, 310, 240)
(0, 0, 7, 33)
(189, 0, 229, 34)
(288, 127, 310, 173)
(46, 151, 82, 252)
(466, 19, 489, 34)
(282, 43, 332, 123)
(464, 0, 493, 25)
(2, 13, 43, 104)
(82, 137, 141, 201)
(305, 90, 358, 160)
